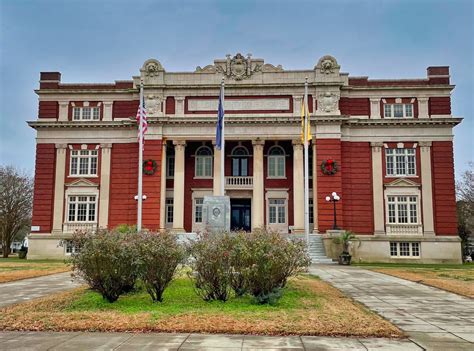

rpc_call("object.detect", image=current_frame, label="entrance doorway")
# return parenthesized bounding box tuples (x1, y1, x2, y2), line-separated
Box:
(231, 199, 251, 231)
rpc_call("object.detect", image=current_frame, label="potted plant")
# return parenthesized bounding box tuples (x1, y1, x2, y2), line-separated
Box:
(333, 231, 357, 265)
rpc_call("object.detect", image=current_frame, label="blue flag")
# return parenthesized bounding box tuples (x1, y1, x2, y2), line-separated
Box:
(216, 85, 224, 150)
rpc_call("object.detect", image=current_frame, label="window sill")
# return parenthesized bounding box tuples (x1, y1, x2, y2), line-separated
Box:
(267, 176, 287, 180)
(385, 175, 418, 178)
(68, 175, 99, 178)
(389, 256, 420, 259)
(194, 176, 213, 180)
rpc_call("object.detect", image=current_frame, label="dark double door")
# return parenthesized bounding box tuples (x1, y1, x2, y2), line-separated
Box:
(231, 199, 251, 231)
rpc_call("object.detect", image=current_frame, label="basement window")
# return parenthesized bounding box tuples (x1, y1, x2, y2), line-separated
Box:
(390, 242, 420, 258)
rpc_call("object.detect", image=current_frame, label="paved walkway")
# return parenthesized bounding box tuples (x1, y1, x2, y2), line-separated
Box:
(310, 265, 474, 350)
(0, 331, 421, 350)
(0, 272, 80, 308)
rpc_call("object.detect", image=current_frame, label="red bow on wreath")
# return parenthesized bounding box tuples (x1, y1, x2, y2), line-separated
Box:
(143, 159, 157, 175)
(321, 159, 338, 175)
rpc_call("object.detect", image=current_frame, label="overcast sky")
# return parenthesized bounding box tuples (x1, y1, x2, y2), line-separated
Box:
(0, 0, 473, 179)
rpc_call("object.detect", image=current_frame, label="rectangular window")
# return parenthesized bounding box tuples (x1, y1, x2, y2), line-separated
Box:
(166, 198, 174, 224)
(268, 157, 285, 177)
(194, 198, 203, 223)
(65, 240, 80, 254)
(72, 106, 101, 121)
(387, 196, 418, 224)
(385, 148, 416, 176)
(269, 199, 286, 224)
(70, 149, 98, 176)
(309, 198, 314, 224)
(67, 195, 96, 222)
(167, 155, 175, 178)
(195, 157, 213, 177)
(384, 103, 414, 118)
(390, 242, 421, 258)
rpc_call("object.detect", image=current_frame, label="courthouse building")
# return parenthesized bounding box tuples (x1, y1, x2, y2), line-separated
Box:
(28, 54, 462, 262)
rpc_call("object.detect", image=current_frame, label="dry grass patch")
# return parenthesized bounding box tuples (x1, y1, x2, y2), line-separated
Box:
(372, 268, 474, 298)
(0, 258, 70, 283)
(0, 276, 401, 338)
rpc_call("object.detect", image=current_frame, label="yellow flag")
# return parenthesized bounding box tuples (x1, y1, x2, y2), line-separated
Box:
(301, 96, 312, 143)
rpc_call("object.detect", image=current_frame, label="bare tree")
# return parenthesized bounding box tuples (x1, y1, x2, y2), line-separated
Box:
(457, 162, 474, 257)
(0, 166, 33, 258)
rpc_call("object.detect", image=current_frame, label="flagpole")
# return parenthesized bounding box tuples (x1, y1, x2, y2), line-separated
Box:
(137, 81, 144, 232)
(304, 78, 310, 246)
(220, 78, 225, 196)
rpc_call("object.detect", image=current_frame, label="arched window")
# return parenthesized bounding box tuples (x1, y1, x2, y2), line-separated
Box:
(268, 145, 285, 178)
(231, 146, 249, 176)
(195, 146, 213, 178)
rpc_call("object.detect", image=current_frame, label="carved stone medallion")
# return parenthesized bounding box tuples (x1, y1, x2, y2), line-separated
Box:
(318, 92, 340, 113)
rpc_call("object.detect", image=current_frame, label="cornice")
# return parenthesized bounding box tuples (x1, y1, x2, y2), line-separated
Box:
(27, 117, 461, 130)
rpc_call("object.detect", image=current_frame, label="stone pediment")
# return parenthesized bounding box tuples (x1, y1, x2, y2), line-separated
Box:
(385, 178, 420, 188)
(65, 178, 98, 188)
(195, 53, 283, 80)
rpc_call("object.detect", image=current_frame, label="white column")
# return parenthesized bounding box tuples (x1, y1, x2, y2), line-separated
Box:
(52, 144, 67, 234)
(420, 141, 435, 236)
(292, 140, 304, 233)
(172, 140, 186, 232)
(103, 101, 113, 121)
(312, 142, 318, 233)
(98, 144, 112, 229)
(371, 142, 385, 235)
(213, 143, 223, 196)
(293, 96, 303, 117)
(160, 142, 167, 231)
(252, 140, 265, 229)
(58, 101, 69, 121)
(175, 97, 185, 116)
(370, 98, 381, 119)
(418, 98, 429, 119)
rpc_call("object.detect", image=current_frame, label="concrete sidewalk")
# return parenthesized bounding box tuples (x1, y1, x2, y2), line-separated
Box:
(310, 265, 474, 350)
(0, 272, 80, 308)
(0, 331, 421, 350)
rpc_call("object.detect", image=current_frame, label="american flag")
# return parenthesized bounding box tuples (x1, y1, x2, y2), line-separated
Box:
(136, 98, 147, 143)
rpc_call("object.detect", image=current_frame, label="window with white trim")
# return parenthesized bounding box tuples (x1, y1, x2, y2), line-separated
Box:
(166, 150, 175, 178)
(195, 146, 213, 178)
(194, 198, 204, 223)
(70, 149, 98, 176)
(73, 106, 100, 121)
(268, 146, 285, 178)
(67, 196, 97, 222)
(384, 103, 413, 118)
(387, 196, 418, 224)
(65, 240, 80, 255)
(166, 198, 174, 224)
(269, 199, 286, 224)
(390, 242, 420, 257)
(386, 148, 416, 176)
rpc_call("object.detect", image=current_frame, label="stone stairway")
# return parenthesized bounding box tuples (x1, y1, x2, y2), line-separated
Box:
(308, 234, 334, 264)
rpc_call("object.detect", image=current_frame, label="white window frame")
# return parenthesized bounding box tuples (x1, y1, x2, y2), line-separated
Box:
(166, 153, 175, 178)
(66, 195, 98, 223)
(265, 189, 289, 233)
(383, 103, 414, 118)
(386, 195, 419, 225)
(389, 242, 421, 258)
(65, 240, 80, 255)
(192, 190, 212, 232)
(194, 146, 213, 179)
(385, 147, 416, 177)
(69, 149, 99, 177)
(72, 106, 101, 121)
(267, 145, 286, 179)
(165, 198, 174, 227)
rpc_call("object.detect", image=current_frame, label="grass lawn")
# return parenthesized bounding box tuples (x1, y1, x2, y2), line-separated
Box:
(0, 257, 70, 283)
(0, 275, 401, 337)
(355, 263, 474, 298)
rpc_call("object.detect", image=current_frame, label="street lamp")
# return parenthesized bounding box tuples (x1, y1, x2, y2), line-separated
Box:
(325, 192, 341, 230)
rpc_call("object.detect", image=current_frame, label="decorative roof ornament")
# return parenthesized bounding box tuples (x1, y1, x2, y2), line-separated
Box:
(314, 55, 340, 75)
(195, 53, 283, 80)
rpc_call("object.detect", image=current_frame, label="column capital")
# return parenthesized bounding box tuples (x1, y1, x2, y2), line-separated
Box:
(100, 143, 112, 149)
(417, 97, 429, 103)
(419, 141, 432, 148)
(172, 140, 187, 147)
(175, 96, 185, 102)
(252, 139, 265, 146)
(292, 140, 303, 148)
(371, 142, 384, 151)
(369, 97, 381, 103)
(58, 100, 69, 106)
(55, 143, 67, 150)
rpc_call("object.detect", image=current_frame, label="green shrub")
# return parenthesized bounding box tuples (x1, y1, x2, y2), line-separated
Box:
(69, 229, 139, 303)
(189, 233, 234, 301)
(239, 229, 311, 304)
(135, 231, 186, 302)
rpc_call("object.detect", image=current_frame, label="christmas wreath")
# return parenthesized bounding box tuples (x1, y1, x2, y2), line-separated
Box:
(143, 159, 158, 175)
(321, 159, 338, 175)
